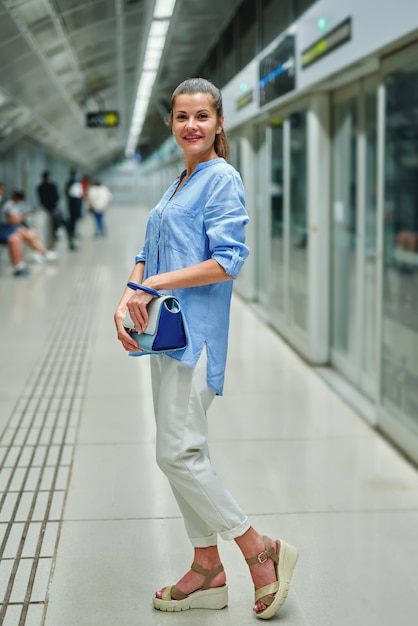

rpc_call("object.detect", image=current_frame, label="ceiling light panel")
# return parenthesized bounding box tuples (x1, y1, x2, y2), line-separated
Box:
(153, 0, 176, 19)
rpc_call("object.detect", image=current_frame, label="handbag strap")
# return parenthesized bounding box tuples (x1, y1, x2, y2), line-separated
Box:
(127, 282, 160, 298)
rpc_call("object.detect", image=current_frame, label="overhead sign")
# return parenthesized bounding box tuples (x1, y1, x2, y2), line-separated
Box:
(301, 18, 352, 69)
(236, 89, 254, 111)
(259, 35, 295, 107)
(86, 111, 119, 128)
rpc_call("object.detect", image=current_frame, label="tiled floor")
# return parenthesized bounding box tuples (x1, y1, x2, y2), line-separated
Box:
(1, 206, 418, 626)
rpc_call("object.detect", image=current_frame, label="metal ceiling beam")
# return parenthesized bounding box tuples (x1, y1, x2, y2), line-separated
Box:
(43, 0, 87, 93)
(3, 0, 85, 125)
(115, 0, 126, 144)
(0, 85, 81, 163)
(1, 0, 101, 167)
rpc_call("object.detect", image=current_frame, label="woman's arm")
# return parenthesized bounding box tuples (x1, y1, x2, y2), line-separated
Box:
(143, 259, 232, 292)
(114, 261, 150, 352)
(127, 260, 231, 346)
(114, 259, 232, 352)
(7, 212, 26, 225)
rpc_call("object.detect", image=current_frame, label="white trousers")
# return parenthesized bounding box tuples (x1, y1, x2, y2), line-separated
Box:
(150, 347, 250, 548)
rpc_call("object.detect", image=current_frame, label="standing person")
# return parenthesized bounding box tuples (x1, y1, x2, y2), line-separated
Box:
(80, 174, 90, 205)
(37, 171, 75, 250)
(114, 78, 298, 620)
(87, 180, 112, 236)
(65, 168, 83, 242)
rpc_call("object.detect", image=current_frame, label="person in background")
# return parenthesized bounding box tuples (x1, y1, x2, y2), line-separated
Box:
(0, 182, 30, 276)
(1, 189, 57, 266)
(65, 168, 83, 241)
(80, 174, 90, 205)
(37, 171, 75, 250)
(87, 180, 112, 236)
(114, 78, 298, 620)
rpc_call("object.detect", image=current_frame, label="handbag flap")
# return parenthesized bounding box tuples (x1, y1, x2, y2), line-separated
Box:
(123, 295, 180, 336)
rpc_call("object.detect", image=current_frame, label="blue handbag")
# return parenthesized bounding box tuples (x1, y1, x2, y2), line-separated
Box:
(123, 283, 187, 355)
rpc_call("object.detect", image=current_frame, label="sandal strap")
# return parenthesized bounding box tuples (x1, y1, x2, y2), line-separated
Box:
(245, 536, 279, 566)
(191, 563, 224, 590)
(163, 585, 187, 601)
(254, 581, 280, 603)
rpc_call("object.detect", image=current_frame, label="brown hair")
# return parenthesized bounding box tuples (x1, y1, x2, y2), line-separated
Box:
(168, 78, 229, 160)
(12, 189, 25, 201)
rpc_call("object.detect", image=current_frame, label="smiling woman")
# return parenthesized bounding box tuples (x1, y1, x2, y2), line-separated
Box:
(171, 93, 223, 168)
(113, 77, 298, 620)
(167, 77, 229, 164)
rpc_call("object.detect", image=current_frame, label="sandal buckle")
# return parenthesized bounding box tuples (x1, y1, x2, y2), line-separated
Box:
(257, 551, 268, 564)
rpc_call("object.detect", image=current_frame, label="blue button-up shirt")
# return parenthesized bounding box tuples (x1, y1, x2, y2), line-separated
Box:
(135, 158, 249, 395)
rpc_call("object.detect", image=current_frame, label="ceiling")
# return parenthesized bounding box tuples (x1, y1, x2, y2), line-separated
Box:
(0, 0, 243, 172)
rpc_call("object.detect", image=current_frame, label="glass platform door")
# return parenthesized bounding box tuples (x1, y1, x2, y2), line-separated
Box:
(378, 50, 418, 463)
(331, 81, 379, 399)
(268, 110, 308, 331)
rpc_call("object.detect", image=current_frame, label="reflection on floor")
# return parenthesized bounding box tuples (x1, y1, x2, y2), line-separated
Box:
(1, 206, 418, 626)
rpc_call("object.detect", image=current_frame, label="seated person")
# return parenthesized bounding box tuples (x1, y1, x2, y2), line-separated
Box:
(0, 189, 57, 275)
(0, 225, 29, 276)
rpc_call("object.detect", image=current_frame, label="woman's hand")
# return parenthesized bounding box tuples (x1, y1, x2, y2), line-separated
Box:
(126, 290, 155, 334)
(114, 289, 155, 352)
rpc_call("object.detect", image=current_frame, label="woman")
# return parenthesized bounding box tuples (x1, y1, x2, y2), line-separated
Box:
(114, 78, 298, 620)
(87, 180, 112, 236)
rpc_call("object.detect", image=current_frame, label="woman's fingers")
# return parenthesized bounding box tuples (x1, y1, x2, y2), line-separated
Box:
(117, 325, 141, 352)
(127, 295, 151, 332)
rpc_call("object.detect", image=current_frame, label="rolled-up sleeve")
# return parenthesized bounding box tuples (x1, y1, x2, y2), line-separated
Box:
(204, 171, 249, 279)
(135, 249, 146, 264)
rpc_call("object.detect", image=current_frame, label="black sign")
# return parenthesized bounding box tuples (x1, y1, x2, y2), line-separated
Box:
(301, 18, 352, 69)
(86, 111, 119, 128)
(259, 35, 295, 107)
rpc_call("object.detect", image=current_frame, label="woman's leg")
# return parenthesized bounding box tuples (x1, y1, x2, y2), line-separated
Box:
(92, 210, 101, 235)
(7, 231, 25, 266)
(96, 211, 105, 235)
(150, 351, 298, 616)
(18, 227, 46, 255)
(151, 349, 249, 596)
(151, 348, 250, 545)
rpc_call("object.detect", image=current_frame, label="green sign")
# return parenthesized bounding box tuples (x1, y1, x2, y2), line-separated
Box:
(301, 18, 351, 69)
(236, 90, 254, 111)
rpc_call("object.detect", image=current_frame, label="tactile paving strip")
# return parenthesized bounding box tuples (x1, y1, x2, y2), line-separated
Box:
(0, 272, 100, 625)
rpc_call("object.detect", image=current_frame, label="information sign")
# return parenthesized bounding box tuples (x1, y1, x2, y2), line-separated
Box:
(259, 35, 295, 107)
(86, 111, 119, 128)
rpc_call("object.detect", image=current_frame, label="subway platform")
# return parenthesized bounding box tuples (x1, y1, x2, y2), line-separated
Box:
(1, 205, 418, 626)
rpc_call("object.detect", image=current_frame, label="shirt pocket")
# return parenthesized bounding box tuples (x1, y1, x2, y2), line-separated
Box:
(161, 202, 204, 253)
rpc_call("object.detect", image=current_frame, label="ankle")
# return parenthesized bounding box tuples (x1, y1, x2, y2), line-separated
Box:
(235, 527, 266, 560)
(13, 261, 27, 270)
(193, 546, 222, 569)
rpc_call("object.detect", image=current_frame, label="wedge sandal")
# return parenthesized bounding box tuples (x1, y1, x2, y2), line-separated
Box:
(153, 563, 228, 612)
(246, 536, 298, 620)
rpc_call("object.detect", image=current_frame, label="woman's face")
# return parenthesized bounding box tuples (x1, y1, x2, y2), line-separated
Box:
(171, 93, 223, 161)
